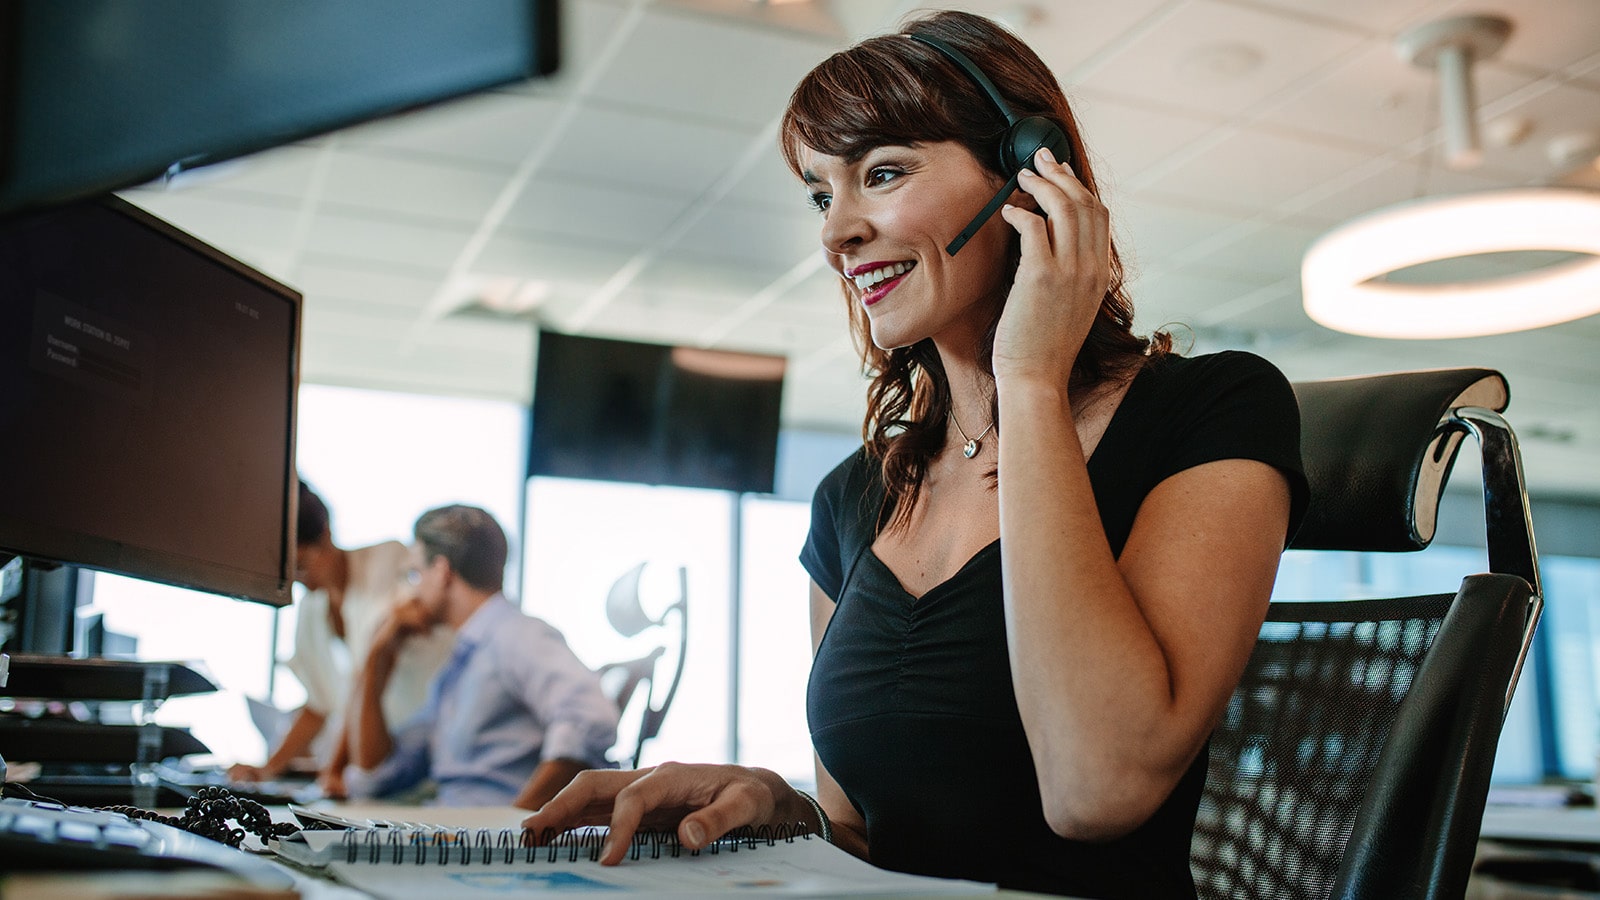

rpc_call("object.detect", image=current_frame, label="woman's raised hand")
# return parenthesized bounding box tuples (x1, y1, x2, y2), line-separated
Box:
(519, 763, 802, 866)
(994, 145, 1112, 383)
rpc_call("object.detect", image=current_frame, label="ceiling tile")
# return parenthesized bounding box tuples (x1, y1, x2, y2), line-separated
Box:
(1112, 196, 1253, 276)
(1197, 219, 1327, 277)
(723, 140, 809, 210)
(1070, 93, 1225, 188)
(336, 90, 564, 169)
(1127, 265, 1279, 326)
(1192, 286, 1317, 334)
(170, 143, 326, 201)
(634, 254, 792, 299)
(667, 198, 819, 268)
(1137, 127, 1375, 214)
(1248, 0, 1443, 32)
(1473, 79, 1600, 179)
(719, 315, 844, 358)
(581, 295, 729, 347)
(1260, 42, 1536, 152)
(1439, 0, 1600, 74)
(303, 210, 474, 271)
(588, 7, 834, 129)
(502, 173, 693, 246)
(542, 105, 760, 197)
(293, 262, 441, 314)
(117, 189, 301, 276)
(472, 230, 635, 286)
(1288, 154, 1508, 225)
(1077, 0, 1368, 119)
(319, 151, 511, 225)
(971, 0, 1176, 78)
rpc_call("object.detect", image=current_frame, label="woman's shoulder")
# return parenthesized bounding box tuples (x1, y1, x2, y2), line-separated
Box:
(348, 540, 409, 593)
(807, 446, 882, 536)
(813, 445, 874, 500)
(1146, 348, 1288, 382)
(1135, 349, 1295, 407)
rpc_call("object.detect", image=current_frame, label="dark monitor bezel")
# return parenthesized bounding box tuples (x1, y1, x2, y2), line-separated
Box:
(0, 193, 301, 607)
(0, 0, 560, 216)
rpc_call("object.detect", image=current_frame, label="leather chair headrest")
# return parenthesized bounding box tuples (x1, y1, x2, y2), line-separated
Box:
(1289, 368, 1508, 553)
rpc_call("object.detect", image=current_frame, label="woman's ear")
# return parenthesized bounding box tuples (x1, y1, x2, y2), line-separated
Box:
(1007, 185, 1042, 215)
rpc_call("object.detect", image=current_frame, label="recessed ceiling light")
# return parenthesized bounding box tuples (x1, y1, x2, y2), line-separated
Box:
(1176, 42, 1264, 81)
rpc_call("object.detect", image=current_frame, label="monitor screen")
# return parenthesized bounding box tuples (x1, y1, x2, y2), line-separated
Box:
(528, 332, 786, 495)
(0, 194, 300, 606)
(0, 0, 559, 215)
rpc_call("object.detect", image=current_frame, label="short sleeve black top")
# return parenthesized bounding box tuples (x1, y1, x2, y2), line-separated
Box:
(799, 351, 1309, 899)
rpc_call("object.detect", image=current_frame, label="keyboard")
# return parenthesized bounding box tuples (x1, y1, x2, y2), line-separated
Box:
(0, 797, 295, 888)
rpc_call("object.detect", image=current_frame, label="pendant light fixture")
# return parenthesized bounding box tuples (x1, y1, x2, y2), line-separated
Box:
(1301, 15, 1600, 340)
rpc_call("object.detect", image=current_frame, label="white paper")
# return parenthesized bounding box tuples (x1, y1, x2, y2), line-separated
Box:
(312, 830, 994, 898)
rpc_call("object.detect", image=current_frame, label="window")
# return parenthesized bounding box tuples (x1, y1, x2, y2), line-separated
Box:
(520, 478, 736, 766)
(737, 496, 815, 782)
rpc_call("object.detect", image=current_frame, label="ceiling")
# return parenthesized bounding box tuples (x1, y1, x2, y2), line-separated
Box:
(117, 0, 1600, 499)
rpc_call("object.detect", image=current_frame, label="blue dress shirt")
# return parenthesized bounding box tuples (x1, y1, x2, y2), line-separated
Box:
(356, 595, 619, 806)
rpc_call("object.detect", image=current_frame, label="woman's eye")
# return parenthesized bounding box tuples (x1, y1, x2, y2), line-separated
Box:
(866, 166, 903, 186)
(807, 192, 832, 213)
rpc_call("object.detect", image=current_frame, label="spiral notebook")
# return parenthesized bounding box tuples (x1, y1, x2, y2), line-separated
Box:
(275, 822, 995, 899)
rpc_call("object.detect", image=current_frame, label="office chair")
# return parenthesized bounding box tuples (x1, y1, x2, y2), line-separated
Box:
(1190, 368, 1543, 900)
(595, 562, 688, 768)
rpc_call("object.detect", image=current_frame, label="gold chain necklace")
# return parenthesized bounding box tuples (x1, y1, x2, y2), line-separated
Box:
(948, 409, 995, 459)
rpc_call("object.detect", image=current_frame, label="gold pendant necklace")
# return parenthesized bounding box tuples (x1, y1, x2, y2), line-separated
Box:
(949, 409, 995, 459)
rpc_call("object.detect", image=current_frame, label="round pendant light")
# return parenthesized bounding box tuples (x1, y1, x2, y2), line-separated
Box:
(1301, 187, 1600, 339)
(1301, 14, 1600, 339)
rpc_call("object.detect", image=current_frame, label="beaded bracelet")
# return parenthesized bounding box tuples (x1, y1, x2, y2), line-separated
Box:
(793, 788, 833, 843)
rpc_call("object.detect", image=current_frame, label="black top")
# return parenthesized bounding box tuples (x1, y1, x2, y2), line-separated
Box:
(799, 351, 1309, 899)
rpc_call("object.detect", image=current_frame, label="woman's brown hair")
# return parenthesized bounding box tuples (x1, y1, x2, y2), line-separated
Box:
(780, 10, 1168, 531)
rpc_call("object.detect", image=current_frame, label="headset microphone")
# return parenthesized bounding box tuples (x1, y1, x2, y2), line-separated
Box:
(909, 33, 1075, 256)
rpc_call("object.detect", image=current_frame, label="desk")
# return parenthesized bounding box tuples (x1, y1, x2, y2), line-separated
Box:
(1481, 806, 1600, 847)
(1469, 806, 1600, 899)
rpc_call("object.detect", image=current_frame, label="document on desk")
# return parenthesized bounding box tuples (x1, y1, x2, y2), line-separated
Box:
(287, 827, 995, 898)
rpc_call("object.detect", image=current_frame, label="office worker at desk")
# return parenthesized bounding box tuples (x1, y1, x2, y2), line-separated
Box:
(525, 10, 1308, 899)
(228, 481, 452, 795)
(347, 504, 619, 809)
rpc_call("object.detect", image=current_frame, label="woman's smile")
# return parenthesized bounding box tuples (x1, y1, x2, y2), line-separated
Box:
(848, 260, 917, 306)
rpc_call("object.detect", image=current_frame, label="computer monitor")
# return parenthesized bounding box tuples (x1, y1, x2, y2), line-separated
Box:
(528, 331, 787, 495)
(0, 0, 559, 215)
(0, 194, 301, 609)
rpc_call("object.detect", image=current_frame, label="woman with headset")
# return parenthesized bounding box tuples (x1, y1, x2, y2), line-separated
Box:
(524, 10, 1307, 897)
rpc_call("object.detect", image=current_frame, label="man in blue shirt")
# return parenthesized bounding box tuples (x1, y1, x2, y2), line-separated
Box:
(348, 504, 619, 808)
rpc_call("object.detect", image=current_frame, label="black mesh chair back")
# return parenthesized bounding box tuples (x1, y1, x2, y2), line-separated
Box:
(1191, 368, 1543, 900)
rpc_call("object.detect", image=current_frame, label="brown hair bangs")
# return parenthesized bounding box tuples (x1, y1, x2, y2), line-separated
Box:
(780, 35, 1008, 183)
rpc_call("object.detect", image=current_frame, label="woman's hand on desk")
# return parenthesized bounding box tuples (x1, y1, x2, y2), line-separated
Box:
(316, 765, 348, 800)
(520, 763, 812, 866)
(226, 763, 271, 783)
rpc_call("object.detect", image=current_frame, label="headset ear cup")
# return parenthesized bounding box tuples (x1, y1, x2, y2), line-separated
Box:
(1003, 116, 1073, 173)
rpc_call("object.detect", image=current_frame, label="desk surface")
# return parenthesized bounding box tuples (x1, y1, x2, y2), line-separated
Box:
(1480, 806, 1600, 846)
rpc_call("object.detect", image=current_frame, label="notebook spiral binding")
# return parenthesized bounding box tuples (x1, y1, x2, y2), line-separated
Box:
(337, 822, 819, 866)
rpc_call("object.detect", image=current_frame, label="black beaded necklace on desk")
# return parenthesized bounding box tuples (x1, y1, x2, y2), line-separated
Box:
(104, 785, 299, 848)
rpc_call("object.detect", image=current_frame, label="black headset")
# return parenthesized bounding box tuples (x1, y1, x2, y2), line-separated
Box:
(909, 33, 1075, 256)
